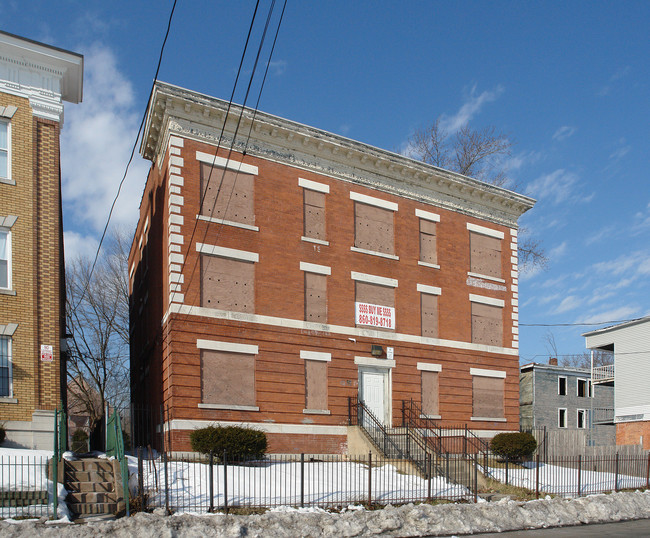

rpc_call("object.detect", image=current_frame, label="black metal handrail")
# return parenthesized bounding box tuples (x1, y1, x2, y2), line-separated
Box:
(348, 396, 406, 459)
(401, 399, 444, 457)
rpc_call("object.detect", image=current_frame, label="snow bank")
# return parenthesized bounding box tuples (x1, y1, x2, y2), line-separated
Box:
(2, 490, 650, 537)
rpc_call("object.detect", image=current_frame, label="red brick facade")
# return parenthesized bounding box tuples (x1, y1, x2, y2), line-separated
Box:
(130, 82, 534, 454)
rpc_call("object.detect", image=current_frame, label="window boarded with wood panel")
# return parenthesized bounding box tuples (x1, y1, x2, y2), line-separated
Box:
(305, 360, 327, 410)
(354, 202, 394, 254)
(469, 232, 501, 278)
(305, 272, 327, 323)
(201, 350, 255, 406)
(201, 255, 254, 312)
(419, 219, 437, 264)
(471, 302, 502, 346)
(304, 189, 326, 240)
(355, 282, 395, 331)
(200, 163, 255, 225)
(421, 293, 438, 338)
(472, 375, 504, 419)
(421, 371, 439, 416)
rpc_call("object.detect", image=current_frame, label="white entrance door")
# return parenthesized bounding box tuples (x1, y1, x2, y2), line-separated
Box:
(359, 368, 387, 425)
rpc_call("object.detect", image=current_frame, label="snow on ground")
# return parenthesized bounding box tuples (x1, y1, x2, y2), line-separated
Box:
(485, 462, 647, 496)
(0, 448, 69, 521)
(127, 456, 471, 509)
(1, 490, 650, 536)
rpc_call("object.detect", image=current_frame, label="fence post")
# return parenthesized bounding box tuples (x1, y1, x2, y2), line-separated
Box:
(577, 454, 582, 497)
(406, 423, 410, 457)
(445, 452, 450, 482)
(505, 455, 509, 485)
(223, 450, 228, 513)
(427, 452, 432, 501)
(544, 426, 547, 462)
(464, 425, 468, 457)
(646, 452, 650, 490)
(53, 408, 58, 519)
(615, 453, 619, 492)
(535, 452, 540, 499)
(473, 454, 478, 503)
(368, 451, 372, 507)
(209, 451, 214, 512)
(137, 447, 144, 499)
(402, 400, 406, 427)
(163, 450, 169, 514)
(300, 453, 305, 508)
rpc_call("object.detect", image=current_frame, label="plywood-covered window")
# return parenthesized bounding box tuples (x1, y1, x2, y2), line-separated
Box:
(356, 282, 394, 309)
(201, 255, 254, 312)
(419, 219, 437, 264)
(471, 301, 503, 346)
(305, 272, 327, 323)
(420, 293, 438, 338)
(305, 360, 328, 411)
(472, 371, 505, 419)
(469, 231, 502, 279)
(304, 189, 326, 241)
(421, 370, 439, 416)
(354, 203, 394, 255)
(200, 162, 255, 225)
(201, 350, 255, 407)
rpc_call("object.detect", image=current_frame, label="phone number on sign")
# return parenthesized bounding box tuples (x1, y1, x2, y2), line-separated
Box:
(357, 314, 393, 328)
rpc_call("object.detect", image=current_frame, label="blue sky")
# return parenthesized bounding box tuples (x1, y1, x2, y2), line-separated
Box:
(4, 1, 649, 361)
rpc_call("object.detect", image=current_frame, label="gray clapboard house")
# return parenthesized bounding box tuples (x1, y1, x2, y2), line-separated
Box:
(520, 359, 615, 446)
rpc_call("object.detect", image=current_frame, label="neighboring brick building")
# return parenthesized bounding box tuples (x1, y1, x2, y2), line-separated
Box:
(519, 360, 615, 446)
(0, 31, 83, 448)
(129, 81, 535, 453)
(584, 316, 650, 449)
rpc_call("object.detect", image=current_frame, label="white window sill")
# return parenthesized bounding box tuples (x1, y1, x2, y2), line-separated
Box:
(419, 414, 441, 420)
(303, 409, 331, 415)
(0, 178, 15, 186)
(350, 246, 399, 260)
(301, 236, 329, 246)
(467, 272, 506, 284)
(0, 397, 18, 404)
(0, 289, 16, 296)
(418, 261, 440, 269)
(197, 215, 259, 232)
(470, 416, 506, 422)
(198, 403, 260, 411)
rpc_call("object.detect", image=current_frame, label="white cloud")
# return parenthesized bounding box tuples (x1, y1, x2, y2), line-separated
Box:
(554, 295, 581, 314)
(439, 84, 504, 133)
(269, 60, 287, 76)
(552, 126, 576, 141)
(64, 230, 99, 262)
(585, 225, 615, 245)
(598, 65, 631, 97)
(61, 43, 148, 238)
(579, 305, 640, 325)
(526, 169, 581, 205)
(549, 241, 568, 259)
(586, 291, 615, 306)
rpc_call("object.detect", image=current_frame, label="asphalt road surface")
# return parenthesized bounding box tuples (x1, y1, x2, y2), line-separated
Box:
(459, 518, 650, 537)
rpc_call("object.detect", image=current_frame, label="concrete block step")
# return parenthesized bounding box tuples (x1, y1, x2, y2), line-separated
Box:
(68, 502, 117, 516)
(66, 480, 114, 493)
(64, 470, 113, 482)
(66, 491, 116, 504)
(66, 459, 114, 472)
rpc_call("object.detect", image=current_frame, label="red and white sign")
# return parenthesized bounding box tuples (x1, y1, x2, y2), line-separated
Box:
(355, 302, 395, 329)
(40, 344, 53, 362)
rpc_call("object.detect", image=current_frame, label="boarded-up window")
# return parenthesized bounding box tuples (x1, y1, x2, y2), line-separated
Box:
(472, 375, 504, 419)
(201, 350, 255, 406)
(201, 255, 254, 312)
(421, 371, 439, 416)
(421, 293, 438, 338)
(470, 232, 501, 278)
(305, 360, 327, 410)
(419, 219, 437, 264)
(356, 282, 395, 331)
(471, 302, 502, 346)
(305, 273, 327, 322)
(354, 203, 394, 254)
(304, 190, 326, 240)
(200, 163, 255, 225)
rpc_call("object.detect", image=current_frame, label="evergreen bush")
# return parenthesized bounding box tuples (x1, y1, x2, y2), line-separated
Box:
(0, 425, 6, 444)
(190, 425, 267, 460)
(490, 432, 537, 461)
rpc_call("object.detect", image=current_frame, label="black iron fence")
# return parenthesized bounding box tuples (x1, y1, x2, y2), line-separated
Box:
(0, 453, 53, 518)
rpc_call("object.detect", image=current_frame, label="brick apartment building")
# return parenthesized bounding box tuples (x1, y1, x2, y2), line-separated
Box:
(0, 31, 83, 448)
(129, 81, 535, 453)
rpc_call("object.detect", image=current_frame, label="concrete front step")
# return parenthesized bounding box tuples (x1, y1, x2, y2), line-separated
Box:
(68, 502, 118, 515)
(67, 491, 117, 504)
(64, 470, 114, 483)
(66, 480, 114, 493)
(66, 459, 114, 472)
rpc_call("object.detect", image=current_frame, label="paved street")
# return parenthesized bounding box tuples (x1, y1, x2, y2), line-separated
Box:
(464, 518, 650, 537)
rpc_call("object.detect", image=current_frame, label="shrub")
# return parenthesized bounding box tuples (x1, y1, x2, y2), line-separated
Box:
(0, 425, 6, 444)
(190, 425, 267, 460)
(490, 432, 537, 461)
(71, 429, 89, 453)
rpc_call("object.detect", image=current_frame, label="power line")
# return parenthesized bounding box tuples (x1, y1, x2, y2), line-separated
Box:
(71, 0, 178, 309)
(520, 316, 647, 328)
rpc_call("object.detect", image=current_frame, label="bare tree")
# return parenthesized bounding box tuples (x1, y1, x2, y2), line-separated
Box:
(543, 331, 559, 359)
(66, 229, 130, 433)
(560, 350, 613, 369)
(408, 119, 547, 271)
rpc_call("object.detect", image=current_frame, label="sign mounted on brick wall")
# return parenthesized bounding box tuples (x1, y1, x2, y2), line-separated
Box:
(355, 302, 395, 329)
(40, 344, 53, 362)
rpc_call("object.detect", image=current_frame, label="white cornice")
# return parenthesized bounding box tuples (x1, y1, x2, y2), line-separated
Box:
(142, 82, 536, 228)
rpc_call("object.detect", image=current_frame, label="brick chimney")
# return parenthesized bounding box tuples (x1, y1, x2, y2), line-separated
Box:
(549, 357, 558, 366)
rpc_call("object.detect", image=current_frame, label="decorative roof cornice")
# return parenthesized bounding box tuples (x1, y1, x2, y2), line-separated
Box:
(142, 81, 535, 227)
